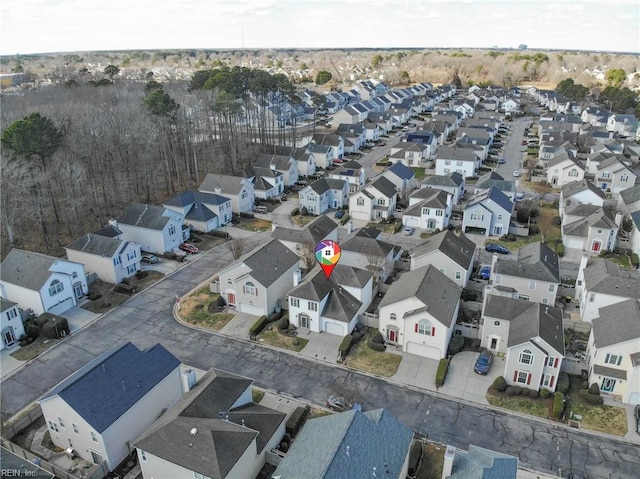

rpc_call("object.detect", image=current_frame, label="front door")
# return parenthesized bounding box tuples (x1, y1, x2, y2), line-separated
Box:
(227, 292, 236, 306)
(428, 219, 436, 230)
(592, 241, 601, 253)
(387, 329, 397, 343)
(2, 327, 15, 348)
(299, 314, 309, 329)
(73, 282, 83, 299)
(601, 377, 616, 393)
(490, 337, 498, 350)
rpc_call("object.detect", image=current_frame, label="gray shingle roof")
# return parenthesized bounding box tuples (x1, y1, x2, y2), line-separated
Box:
(271, 215, 338, 245)
(0, 298, 18, 312)
(494, 242, 560, 283)
(236, 240, 300, 288)
(592, 299, 640, 348)
(199, 174, 246, 195)
(379, 265, 461, 326)
(93, 224, 122, 238)
(134, 368, 285, 479)
(40, 342, 180, 433)
(118, 203, 173, 231)
(561, 180, 606, 200)
(422, 172, 464, 188)
(620, 185, 640, 206)
(1, 249, 81, 291)
(370, 176, 397, 198)
(404, 190, 449, 216)
(341, 231, 394, 258)
(411, 230, 475, 270)
(466, 187, 513, 214)
(450, 445, 518, 479)
(165, 190, 230, 209)
(563, 207, 616, 237)
(65, 234, 126, 257)
(273, 409, 413, 479)
(582, 258, 640, 299)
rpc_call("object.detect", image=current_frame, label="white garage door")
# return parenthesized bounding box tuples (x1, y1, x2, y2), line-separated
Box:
(238, 302, 263, 316)
(324, 321, 345, 336)
(48, 297, 74, 315)
(406, 342, 441, 360)
(403, 216, 420, 227)
(564, 237, 583, 250)
(350, 210, 371, 221)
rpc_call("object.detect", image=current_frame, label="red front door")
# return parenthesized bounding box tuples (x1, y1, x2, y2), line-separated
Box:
(388, 329, 397, 342)
(592, 241, 601, 253)
(228, 293, 236, 305)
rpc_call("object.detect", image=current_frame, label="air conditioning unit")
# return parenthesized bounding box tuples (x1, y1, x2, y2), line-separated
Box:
(65, 448, 77, 459)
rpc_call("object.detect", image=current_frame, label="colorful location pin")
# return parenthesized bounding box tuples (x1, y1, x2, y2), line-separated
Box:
(315, 239, 341, 279)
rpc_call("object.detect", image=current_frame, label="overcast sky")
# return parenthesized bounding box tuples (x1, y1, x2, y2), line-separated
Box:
(1, 0, 638, 55)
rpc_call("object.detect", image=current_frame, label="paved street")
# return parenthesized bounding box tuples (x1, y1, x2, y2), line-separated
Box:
(2, 234, 639, 478)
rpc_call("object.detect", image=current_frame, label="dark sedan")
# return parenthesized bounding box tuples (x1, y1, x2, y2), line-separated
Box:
(485, 243, 509, 254)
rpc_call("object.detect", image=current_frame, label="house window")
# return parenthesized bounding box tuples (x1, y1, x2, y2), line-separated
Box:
(542, 298, 549, 305)
(444, 168, 450, 174)
(169, 224, 176, 235)
(518, 294, 530, 301)
(470, 213, 483, 221)
(308, 301, 318, 312)
(423, 208, 431, 215)
(494, 275, 501, 284)
(417, 319, 434, 336)
(493, 321, 501, 326)
(58, 417, 65, 428)
(390, 313, 397, 321)
(377, 198, 385, 205)
(621, 174, 629, 182)
(445, 160, 451, 165)
(7, 308, 17, 320)
(127, 250, 137, 261)
(455, 271, 462, 280)
(127, 264, 137, 275)
(241, 190, 248, 199)
(290, 298, 299, 307)
(548, 284, 555, 293)
(516, 371, 529, 384)
(194, 473, 208, 479)
(568, 169, 578, 177)
(48, 280, 64, 296)
(456, 161, 463, 166)
(601, 171, 610, 179)
(243, 282, 257, 296)
(528, 280, 536, 290)
(90, 431, 99, 443)
(48, 420, 59, 433)
(589, 292, 596, 303)
(72, 423, 79, 435)
(68, 438, 73, 448)
(357, 197, 365, 206)
(519, 349, 533, 365)
(601, 377, 616, 392)
(140, 451, 147, 463)
(547, 356, 557, 367)
(542, 374, 552, 387)
(113, 256, 122, 266)
(604, 353, 622, 366)
(435, 210, 443, 216)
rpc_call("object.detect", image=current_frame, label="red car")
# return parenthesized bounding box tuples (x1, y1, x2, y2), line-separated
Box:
(179, 242, 199, 254)
(521, 140, 528, 145)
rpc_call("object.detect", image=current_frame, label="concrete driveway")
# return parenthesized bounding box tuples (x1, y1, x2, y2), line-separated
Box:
(439, 351, 503, 405)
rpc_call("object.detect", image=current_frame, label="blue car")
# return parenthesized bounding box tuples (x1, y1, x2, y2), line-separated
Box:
(335, 210, 345, 219)
(479, 266, 491, 280)
(474, 351, 494, 375)
(485, 243, 509, 254)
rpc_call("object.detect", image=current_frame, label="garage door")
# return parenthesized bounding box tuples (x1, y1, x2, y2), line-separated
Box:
(238, 302, 263, 316)
(48, 297, 74, 315)
(350, 210, 371, 221)
(324, 321, 345, 336)
(406, 342, 441, 360)
(564, 237, 583, 250)
(404, 216, 419, 228)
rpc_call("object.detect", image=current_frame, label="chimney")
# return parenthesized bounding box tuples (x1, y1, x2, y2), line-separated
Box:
(181, 368, 197, 393)
(442, 446, 456, 479)
(293, 269, 301, 287)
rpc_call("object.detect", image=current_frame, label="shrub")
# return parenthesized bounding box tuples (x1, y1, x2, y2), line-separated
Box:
(249, 315, 269, 337)
(286, 405, 310, 437)
(26, 324, 40, 340)
(352, 331, 364, 342)
(632, 253, 639, 268)
(553, 392, 565, 418)
(278, 315, 289, 331)
(339, 334, 354, 358)
(529, 224, 540, 235)
(540, 388, 551, 399)
(301, 206, 309, 216)
(493, 376, 507, 392)
(556, 372, 570, 394)
(290, 207, 300, 216)
(435, 358, 450, 388)
(408, 442, 423, 477)
(588, 383, 601, 395)
(371, 331, 384, 344)
(507, 233, 516, 241)
(529, 389, 539, 399)
(557, 244, 565, 257)
(448, 335, 464, 355)
(508, 386, 523, 396)
(216, 296, 226, 307)
(239, 212, 255, 219)
(582, 381, 590, 390)
(88, 292, 102, 301)
(368, 339, 386, 352)
(579, 389, 604, 405)
(552, 216, 562, 226)
(339, 214, 350, 226)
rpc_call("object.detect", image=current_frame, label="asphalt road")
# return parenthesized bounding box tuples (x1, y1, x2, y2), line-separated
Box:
(2, 234, 638, 478)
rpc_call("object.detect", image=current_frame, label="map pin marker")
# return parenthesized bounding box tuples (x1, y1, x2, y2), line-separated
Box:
(315, 239, 341, 279)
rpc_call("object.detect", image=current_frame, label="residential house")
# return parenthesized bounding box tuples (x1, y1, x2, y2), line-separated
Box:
(379, 162, 417, 199)
(575, 256, 640, 323)
(287, 265, 372, 337)
(134, 368, 286, 479)
(348, 176, 398, 221)
(273, 409, 413, 479)
(501, 98, 521, 115)
(164, 191, 233, 232)
(335, 123, 367, 152)
(328, 159, 366, 193)
(410, 230, 476, 287)
(38, 342, 182, 471)
(378, 265, 461, 359)
(255, 153, 299, 187)
(617, 185, 640, 215)
(586, 299, 640, 404)
(405, 130, 438, 158)
(310, 134, 344, 161)
(562, 204, 618, 253)
(489, 242, 560, 305)
(305, 143, 335, 169)
(340, 228, 401, 283)
(298, 177, 349, 215)
(462, 187, 513, 237)
(593, 157, 636, 195)
(546, 154, 585, 188)
(607, 113, 638, 138)
(474, 172, 517, 201)
(199, 174, 255, 214)
(116, 203, 188, 254)
(216, 240, 300, 316)
(443, 445, 518, 479)
(1, 298, 25, 350)
(245, 166, 284, 200)
(65, 234, 141, 284)
(403, 189, 452, 232)
(581, 107, 611, 127)
(421, 172, 465, 204)
(0, 249, 88, 316)
(271, 215, 339, 269)
(559, 180, 606, 218)
(480, 295, 564, 391)
(435, 145, 481, 178)
(389, 142, 430, 167)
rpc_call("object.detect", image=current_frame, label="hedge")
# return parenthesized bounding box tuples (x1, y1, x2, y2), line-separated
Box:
(556, 372, 570, 394)
(553, 392, 565, 418)
(579, 389, 604, 405)
(448, 335, 464, 355)
(207, 229, 230, 238)
(368, 339, 386, 352)
(435, 358, 450, 388)
(286, 405, 310, 437)
(339, 334, 354, 358)
(588, 383, 600, 395)
(239, 212, 255, 219)
(408, 442, 423, 477)
(557, 244, 565, 258)
(250, 315, 269, 337)
(339, 214, 350, 226)
(540, 388, 551, 399)
(290, 207, 300, 216)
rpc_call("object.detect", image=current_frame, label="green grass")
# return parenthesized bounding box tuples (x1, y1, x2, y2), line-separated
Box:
(494, 203, 561, 251)
(180, 288, 235, 330)
(410, 167, 426, 179)
(597, 252, 635, 269)
(486, 390, 551, 419)
(567, 379, 628, 436)
(257, 328, 308, 352)
(344, 331, 402, 377)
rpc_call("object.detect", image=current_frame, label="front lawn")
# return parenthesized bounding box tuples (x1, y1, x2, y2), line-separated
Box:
(293, 215, 317, 227)
(344, 331, 402, 377)
(486, 388, 551, 419)
(410, 167, 427, 180)
(11, 335, 66, 361)
(597, 251, 635, 269)
(180, 286, 234, 330)
(566, 378, 627, 436)
(235, 218, 273, 232)
(257, 327, 308, 352)
(495, 203, 561, 251)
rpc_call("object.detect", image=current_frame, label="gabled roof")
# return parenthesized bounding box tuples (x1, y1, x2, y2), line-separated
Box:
(199, 174, 247, 195)
(273, 409, 413, 479)
(0, 298, 18, 312)
(422, 172, 464, 188)
(1, 249, 82, 291)
(582, 258, 640, 299)
(411, 230, 475, 270)
(404, 190, 449, 215)
(494, 242, 560, 283)
(475, 173, 516, 194)
(437, 146, 480, 162)
(118, 203, 174, 231)
(40, 342, 180, 433)
(379, 265, 461, 326)
(563, 208, 616, 237)
(255, 153, 294, 172)
(232, 240, 300, 287)
(165, 191, 230, 208)
(306, 177, 347, 195)
(450, 445, 518, 479)
(341, 229, 395, 258)
(561, 180, 606, 200)
(369, 176, 397, 199)
(134, 368, 285, 479)
(66, 233, 127, 258)
(93, 224, 122, 238)
(466, 187, 513, 214)
(271, 215, 338, 246)
(592, 299, 640, 348)
(385, 162, 416, 180)
(619, 185, 640, 206)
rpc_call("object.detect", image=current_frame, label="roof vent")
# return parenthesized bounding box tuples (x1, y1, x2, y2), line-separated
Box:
(190, 428, 198, 437)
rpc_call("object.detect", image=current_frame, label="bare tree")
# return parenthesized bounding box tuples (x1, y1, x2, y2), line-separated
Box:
(366, 255, 392, 284)
(300, 241, 317, 270)
(227, 237, 246, 260)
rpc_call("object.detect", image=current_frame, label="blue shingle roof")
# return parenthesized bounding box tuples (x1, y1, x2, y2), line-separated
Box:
(40, 342, 180, 433)
(450, 445, 518, 479)
(388, 162, 415, 180)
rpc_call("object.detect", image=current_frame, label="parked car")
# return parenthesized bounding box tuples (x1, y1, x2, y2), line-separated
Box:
(179, 242, 199, 254)
(513, 170, 520, 177)
(335, 210, 345, 219)
(522, 140, 528, 145)
(141, 253, 159, 264)
(474, 350, 494, 375)
(403, 226, 414, 236)
(280, 195, 287, 201)
(479, 266, 491, 280)
(515, 192, 525, 201)
(327, 395, 362, 412)
(498, 158, 506, 164)
(485, 243, 509, 254)
(254, 205, 268, 214)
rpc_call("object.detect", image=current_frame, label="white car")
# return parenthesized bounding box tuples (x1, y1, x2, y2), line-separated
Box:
(513, 170, 520, 177)
(403, 226, 414, 236)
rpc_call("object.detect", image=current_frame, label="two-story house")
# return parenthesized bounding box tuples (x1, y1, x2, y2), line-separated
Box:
(378, 265, 461, 360)
(245, 166, 284, 200)
(0, 249, 88, 316)
(255, 153, 299, 187)
(340, 228, 401, 283)
(420, 172, 465, 204)
(410, 230, 476, 287)
(199, 174, 255, 214)
(379, 162, 417, 199)
(116, 203, 189, 254)
(559, 180, 606, 218)
(328, 159, 366, 193)
(164, 191, 233, 231)
(271, 216, 339, 269)
(489, 242, 560, 305)
(562, 204, 618, 254)
(593, 157, 636, 196)
(389, 142, 430, 167)
(435, 146, 481, 178)
(0, 298, 26, 350)
(349, 176, 398, 221)
(298, 177, 349, 216)
(546, 154, 585, 188)
(402, 189, 452, 232)
(462, 187, 513, 237)
(474, 172, 517, 202)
